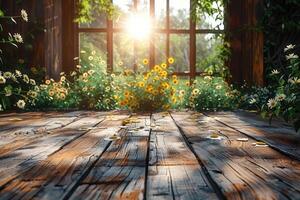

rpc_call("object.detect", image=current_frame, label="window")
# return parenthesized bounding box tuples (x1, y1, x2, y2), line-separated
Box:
(78, 0, 224, 78)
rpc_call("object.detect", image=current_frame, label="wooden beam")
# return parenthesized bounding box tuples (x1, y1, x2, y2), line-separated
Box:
(62, 0, 77, 74)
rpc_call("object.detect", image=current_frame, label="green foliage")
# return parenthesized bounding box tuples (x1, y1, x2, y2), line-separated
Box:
(191, 76, 239, 111)
(0, 70, 38, 110)
(34, 50, 116, 111)
(261, 0, 300, 84)
(191, 0, 227, 29)
(76, 0, 119, 24)
(241, 45, 300, 132)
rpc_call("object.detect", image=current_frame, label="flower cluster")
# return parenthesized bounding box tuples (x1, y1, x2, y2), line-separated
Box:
(0, 70, 38, 110)
(189, 76, 239, 111)
(114, 58, 176, 111)
(244, 44, 300, 132)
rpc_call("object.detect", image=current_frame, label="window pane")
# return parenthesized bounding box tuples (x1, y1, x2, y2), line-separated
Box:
(79, 11, 107, 28)
(136, 39, 149, 72)
(196, 34, 224, 72)
(170, 34, 189, 72)
(170, 0, 190, 29)
(137, 0, 149, 14)
(154, 34, 167, 64)
(196, 1, 224, 30)
(155, 0, 166, 29)
(113, 0, 134, 28)
(79, 33, 107, 63)
(113, 33, 134, 72)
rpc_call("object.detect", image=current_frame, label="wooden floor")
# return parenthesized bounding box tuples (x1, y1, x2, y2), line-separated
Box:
(0, 110, 300, 200)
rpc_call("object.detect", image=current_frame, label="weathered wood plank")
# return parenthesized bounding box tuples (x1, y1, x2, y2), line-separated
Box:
(207, 111, 300, 161)
(0, 112, 107, 190)
(0, 111, 83, 150)
(171, 111, 300, 200)
(69, 115, 150, 200)
(0, 113, 129, 200)
(147, 113, 217, 200)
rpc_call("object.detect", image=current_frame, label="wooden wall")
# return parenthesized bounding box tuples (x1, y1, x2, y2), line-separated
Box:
(227, 0, 264, 86)
(0, 0, 264, 85)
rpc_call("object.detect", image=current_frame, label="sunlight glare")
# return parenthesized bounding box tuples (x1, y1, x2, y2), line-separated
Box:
(125, 13, 152, 40)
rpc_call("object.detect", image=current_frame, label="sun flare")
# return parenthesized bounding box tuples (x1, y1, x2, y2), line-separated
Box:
(125, 13, 152, 40)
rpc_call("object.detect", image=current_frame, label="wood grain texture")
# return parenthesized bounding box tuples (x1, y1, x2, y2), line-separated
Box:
(147, 113, 217, 200)
(171, 111, 300, 200)
(0, 112, 127, 200)
(207, 111, 300, 161)
(69, 114, 150, 200)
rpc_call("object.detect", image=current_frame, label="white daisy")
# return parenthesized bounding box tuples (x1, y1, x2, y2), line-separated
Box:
(267, 98, 277, 109)
(0, 76, 6, 84)
(288, 77, 300, 84)
(16, 100, 26, 109)
(249, 98, 257, 104)
(29, 79, 36, 85)
(270, 69, 279, 75)
(20, 9, 28, 22)
(284, 44, 295, 52)
(13, 33, 23, 43)
(275, 94, 286, 102)
(15, 70, 22, 77)
(3, 72, 12, 79)
(286, 53, 299, 60)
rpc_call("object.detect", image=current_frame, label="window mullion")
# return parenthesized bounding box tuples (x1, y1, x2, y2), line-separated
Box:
(190, 0, 196, 81)
(166, 0, 170, 62)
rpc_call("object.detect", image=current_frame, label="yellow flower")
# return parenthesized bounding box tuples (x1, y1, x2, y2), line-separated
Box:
(59, 93, 66, 100)
(88, 70, 95, 75)
(49, 90, 55, 97)
(172, 75, 177, 79)
(138, 81, 145, 87)
(162, 82, 170, 89)
(192, 88, 200, 95)
(185, 81, 190, 86)
(173, 79, 179, 85)
(143, 59, 149, 65)
(83, 72, 88, 78)
(118, 61, 123, 66)
(168, 57, 175, 64)
(124, 91, 130, 97)
(154, 65, 161, 72)
(146, 85, 153, 93)
(179, 90, 185, 96)
(161, 63, 167, 69)
(60, 76, 66, 82)
(171, 96, 177, 103)
(82, 87, 88, 92)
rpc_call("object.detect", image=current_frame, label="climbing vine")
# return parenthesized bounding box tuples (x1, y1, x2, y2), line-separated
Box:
(75, 0, 119, 24)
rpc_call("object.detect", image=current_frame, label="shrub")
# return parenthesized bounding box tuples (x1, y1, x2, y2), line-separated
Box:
(114, 59, 176, 111)
(191, 76, 239, 111)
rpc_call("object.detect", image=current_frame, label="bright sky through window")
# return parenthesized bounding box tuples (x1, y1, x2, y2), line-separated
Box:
(125, 13, 153, 40)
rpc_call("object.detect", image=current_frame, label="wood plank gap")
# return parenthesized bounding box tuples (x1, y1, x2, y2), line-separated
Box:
(61, 141, 113, 200)
(170, 112, 226, 200)
(205, 113, 300, 162)
(143, 113, 152, 200)
(46, 117, 107, 158)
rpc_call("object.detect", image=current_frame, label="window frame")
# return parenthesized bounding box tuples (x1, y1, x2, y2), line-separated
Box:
(77, 0, 225, 79)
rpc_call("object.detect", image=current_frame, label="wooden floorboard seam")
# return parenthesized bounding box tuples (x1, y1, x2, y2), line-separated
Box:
(61, 140, 113, 200)
(205, 113, 300, 162)
(170, 112, 226, 200)
(143, 114, 152, 200)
